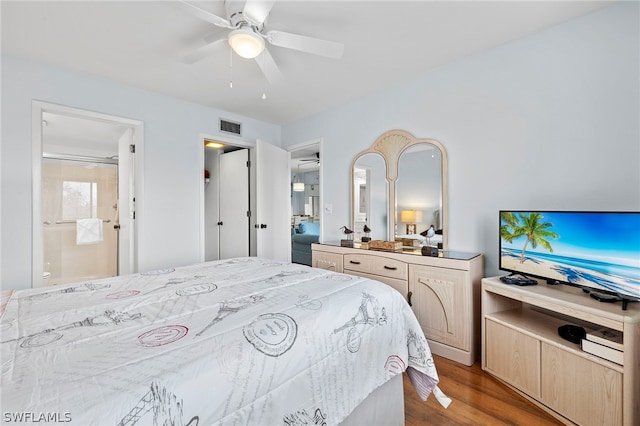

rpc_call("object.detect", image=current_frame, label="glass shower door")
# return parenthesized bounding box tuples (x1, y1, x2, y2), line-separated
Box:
(42, 157, 118, 285)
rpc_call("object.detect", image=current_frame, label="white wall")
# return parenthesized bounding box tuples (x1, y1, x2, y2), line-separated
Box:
(1, 55, 281, 290)
(2, 3, 637, 289)
(281, 2, 640, 277)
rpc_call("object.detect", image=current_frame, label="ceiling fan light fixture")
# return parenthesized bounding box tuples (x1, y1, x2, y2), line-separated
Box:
(293, 164, 305, 192)
(228, 27, 265, 59)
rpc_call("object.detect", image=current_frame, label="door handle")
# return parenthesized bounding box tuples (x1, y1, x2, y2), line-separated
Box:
(217, 221, 223, 226)
(260, 224, 267, 229)
(407, 291, 413, 307)
(254, 224, 267, 229)
(383, 265, 397, 270)
(349, 260, 361, 265)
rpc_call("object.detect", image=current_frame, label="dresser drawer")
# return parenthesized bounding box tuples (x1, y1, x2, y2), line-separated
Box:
(344, 254, 407, 280)
(312, 250, 343, 273)
(344, 270, 408, 298)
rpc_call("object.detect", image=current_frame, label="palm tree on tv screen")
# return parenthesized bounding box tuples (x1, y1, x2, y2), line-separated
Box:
(501, 212, 558, 263)
(500, 212, 519, 243)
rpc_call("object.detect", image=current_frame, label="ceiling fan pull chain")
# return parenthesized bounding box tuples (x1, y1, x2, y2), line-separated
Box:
(229, 46, 233, 89)
(261, 53, 267, 100)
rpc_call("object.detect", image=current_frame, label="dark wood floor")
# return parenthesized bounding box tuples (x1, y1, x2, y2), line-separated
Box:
(404, 355, 564, 425)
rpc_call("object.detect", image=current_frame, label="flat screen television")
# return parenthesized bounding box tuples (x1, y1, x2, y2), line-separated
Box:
(499, 211, 640, 309)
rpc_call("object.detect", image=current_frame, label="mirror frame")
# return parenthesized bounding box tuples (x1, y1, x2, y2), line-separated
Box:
(350, 129, 448, 249)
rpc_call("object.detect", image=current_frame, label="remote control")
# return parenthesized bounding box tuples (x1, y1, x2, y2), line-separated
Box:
(589, 292, 619, 303)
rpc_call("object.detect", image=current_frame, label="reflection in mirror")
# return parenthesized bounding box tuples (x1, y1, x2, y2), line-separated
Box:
(353, 153, 387, 241)
(395, 144, 443, 247)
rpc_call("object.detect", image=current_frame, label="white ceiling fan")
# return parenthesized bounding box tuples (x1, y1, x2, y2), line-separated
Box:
(179, 1, 345, 85)
(297, 152, 320, 166)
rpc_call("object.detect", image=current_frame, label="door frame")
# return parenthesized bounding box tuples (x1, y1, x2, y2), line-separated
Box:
(31, 101, 144, 288)
(198, 133, 253, 263)
(287, 138, 324, 243)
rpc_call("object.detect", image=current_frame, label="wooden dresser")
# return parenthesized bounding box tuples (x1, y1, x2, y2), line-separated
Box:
(312, 242, 484, 366)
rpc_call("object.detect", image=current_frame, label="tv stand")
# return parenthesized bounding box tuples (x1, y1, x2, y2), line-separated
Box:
(482, 276, 640, 426)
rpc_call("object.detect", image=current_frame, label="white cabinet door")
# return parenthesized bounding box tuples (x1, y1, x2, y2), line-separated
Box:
(219, 149, 249, 259)
(255, 140, 291, 261)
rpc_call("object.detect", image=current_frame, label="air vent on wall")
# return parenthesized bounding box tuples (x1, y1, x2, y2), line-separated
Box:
(219, 119, 242, 136)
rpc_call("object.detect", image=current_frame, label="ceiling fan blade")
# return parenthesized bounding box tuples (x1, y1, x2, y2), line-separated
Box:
(181, 37, 227, 64)
(255, 47, 284, 85)
(178, 1, 231, 28)
(266, 30, 344, 59)
(203, 27, 228, 44)
(243, 0, 276, 26)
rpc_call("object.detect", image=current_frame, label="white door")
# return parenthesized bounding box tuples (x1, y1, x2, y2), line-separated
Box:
(117, 128, 135, 275)
(219, 149, 250, 259)
(255, 140, 291, 261)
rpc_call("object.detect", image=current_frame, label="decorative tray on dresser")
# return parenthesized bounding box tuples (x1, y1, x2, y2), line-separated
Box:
(312, 242, 484, 366)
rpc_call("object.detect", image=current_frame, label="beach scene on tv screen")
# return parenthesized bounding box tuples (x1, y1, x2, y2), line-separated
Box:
(500, 211, 640, 299)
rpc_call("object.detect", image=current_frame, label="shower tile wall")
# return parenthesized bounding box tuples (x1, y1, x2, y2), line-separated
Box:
(43, 160, 118, 285)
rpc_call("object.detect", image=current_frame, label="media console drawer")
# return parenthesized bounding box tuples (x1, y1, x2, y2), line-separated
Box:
(541, 343, 622, 426)
(485, 318, 541, 398)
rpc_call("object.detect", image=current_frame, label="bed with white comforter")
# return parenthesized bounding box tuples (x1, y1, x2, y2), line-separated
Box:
(1, 258, 443, 425)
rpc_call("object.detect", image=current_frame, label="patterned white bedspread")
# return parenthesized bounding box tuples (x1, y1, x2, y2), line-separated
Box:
(1, 258, 441, 425)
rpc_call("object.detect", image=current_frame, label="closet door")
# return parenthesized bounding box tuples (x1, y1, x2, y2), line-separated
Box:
(219, 149, 249, 259)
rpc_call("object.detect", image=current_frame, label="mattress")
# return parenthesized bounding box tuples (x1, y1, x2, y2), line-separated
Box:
(1, 258, 443, 425)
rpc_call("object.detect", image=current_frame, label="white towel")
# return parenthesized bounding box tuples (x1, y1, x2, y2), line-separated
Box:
(76, 218, 103, 245)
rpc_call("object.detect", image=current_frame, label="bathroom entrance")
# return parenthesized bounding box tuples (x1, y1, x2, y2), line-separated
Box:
(42, 157, 118, 285)
(33, 102, 143, 288)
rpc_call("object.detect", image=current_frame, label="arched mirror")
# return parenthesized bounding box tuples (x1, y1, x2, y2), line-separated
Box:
(352, 153, 387, 240)
(351, 130, 448, 249)
(396, 143, 443, 245)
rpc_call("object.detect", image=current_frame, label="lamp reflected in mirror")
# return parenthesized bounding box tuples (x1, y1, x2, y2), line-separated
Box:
(400, 210, 422, 235)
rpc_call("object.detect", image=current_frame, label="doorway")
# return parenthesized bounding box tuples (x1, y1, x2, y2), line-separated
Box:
(32, 102, 143, 288)
(200, 135, 291, 263)
(288, 138, 323, 265)
(202, 137, 253, 262)
(203, 141, 251, 261)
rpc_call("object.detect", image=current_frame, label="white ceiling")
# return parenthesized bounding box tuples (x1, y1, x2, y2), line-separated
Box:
(42, 112, 130, 154)
(2, 1, 612, 125)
